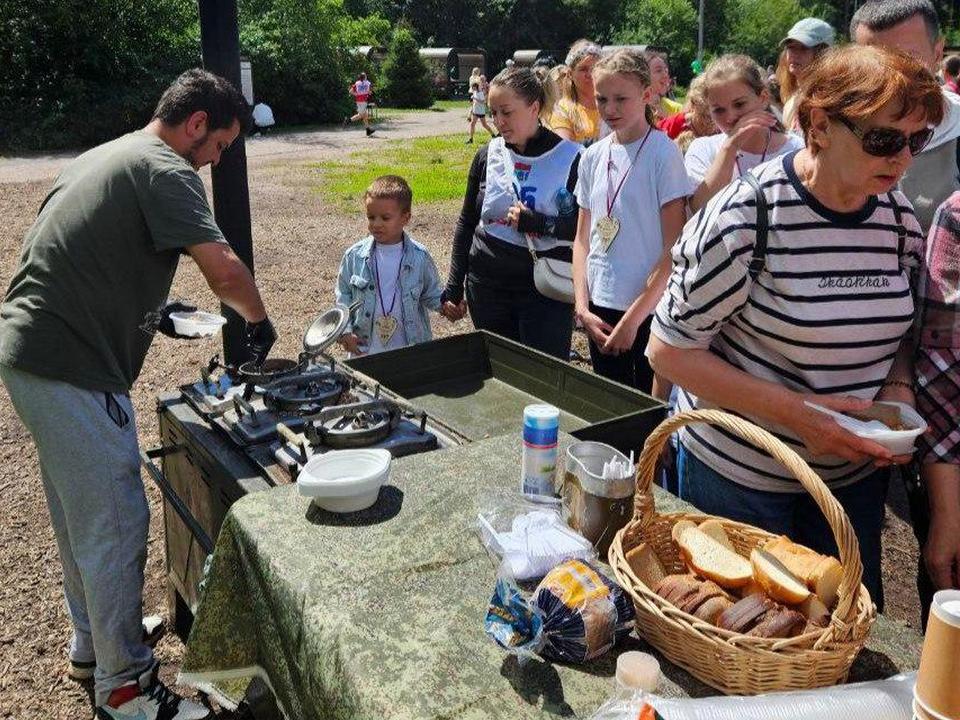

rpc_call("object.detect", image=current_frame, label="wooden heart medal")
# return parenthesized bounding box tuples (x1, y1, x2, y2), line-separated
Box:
(599, 126, 652, 252)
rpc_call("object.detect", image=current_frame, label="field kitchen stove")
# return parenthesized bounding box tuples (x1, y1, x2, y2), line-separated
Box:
(147, 329, 669, 638)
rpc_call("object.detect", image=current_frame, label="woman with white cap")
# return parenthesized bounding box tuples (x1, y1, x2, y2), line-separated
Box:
(546, 39, 604, 144)
(776, 17, 835, 129)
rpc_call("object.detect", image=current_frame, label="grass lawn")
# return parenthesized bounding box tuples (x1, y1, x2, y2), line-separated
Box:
(315, 133, 476, 209)
(376, 99, 470, 119)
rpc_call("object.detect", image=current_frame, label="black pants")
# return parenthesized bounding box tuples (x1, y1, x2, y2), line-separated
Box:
(466, 281, 573, 360)
(587, 303, 654, 392)
(900, 464, 936, 629)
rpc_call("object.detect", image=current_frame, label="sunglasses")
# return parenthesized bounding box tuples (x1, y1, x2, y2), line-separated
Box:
(835, 115, 934, 158)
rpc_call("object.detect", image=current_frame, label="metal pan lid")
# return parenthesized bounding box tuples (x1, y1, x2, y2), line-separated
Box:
(302, 305, 352, 355)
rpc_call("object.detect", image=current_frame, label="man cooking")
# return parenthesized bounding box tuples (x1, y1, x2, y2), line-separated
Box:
(0, 69, 276, 720)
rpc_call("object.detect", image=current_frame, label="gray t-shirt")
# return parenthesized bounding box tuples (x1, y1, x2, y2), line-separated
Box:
(0, 131, 225, 392)
(901, 138, 960, 233)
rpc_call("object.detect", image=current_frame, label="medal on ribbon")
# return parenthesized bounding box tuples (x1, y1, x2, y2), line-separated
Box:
(601, 127, 653, 253)
(373, 242, 405, 347)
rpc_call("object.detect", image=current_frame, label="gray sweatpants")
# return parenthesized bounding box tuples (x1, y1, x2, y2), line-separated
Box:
(0, 364, 154, 706)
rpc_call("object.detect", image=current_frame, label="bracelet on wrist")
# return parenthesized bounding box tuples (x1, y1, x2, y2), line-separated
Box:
(882, 379, 913, 390)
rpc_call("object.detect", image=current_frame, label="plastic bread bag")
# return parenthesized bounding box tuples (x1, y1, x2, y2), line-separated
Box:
(484, 559, 634, 664)
(476, 493, 596, 581)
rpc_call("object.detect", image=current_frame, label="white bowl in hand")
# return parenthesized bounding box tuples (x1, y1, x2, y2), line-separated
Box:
(297, 448, 391, 513)
(169, 310, 227, 337)
(807, 400, 927, 455)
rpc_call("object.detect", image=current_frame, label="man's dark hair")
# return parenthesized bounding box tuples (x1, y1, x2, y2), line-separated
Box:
(849, 0, 940, 44)
(152, 68, 251, 133)
(945, 55, 960, 77)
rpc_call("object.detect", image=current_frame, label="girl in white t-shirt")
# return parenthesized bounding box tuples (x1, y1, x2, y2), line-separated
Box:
(466, 80, 494, 144)
(573, 49, 690, 392)
(686, 54, 804, 212)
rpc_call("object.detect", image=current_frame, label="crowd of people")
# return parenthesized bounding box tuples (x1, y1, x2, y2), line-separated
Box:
(2, 1, 960, 718)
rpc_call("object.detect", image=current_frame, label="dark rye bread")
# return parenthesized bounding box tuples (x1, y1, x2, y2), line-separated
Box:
(717, 594, 775, 633)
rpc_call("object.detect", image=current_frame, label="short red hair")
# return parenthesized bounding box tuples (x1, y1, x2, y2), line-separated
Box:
(796, 44, 944, 151)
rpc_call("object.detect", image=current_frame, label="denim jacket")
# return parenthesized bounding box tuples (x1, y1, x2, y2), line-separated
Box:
(335, 233, 443, 350)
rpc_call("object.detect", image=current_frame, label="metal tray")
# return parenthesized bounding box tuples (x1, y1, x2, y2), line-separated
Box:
(346, 331, 667, 454)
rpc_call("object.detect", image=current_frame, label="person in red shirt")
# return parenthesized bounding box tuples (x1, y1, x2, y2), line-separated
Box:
(344, 72, 375, 137)
(944, 55, 960, 94)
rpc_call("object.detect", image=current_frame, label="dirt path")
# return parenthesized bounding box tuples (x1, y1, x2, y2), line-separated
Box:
(0, 107, 926, 719)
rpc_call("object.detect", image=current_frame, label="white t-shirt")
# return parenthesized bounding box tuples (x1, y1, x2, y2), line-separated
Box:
(366, 242, 408, 354)
(684, 132, 805, 185)
(252, 103, 275, 128)
(575, 129, 691, 311)
(471, 90, 487, 115)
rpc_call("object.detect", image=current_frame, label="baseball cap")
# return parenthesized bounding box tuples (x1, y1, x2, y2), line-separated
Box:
(781, 18, 835, 48)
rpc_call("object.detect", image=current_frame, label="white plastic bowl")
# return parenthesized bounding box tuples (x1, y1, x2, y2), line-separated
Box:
(851, 401, 927, 455)
(169, 311, 227, 337)
(297, 448, 391, 513)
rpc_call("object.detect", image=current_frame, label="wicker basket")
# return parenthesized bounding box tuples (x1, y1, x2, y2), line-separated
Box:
(608, 409, 877, 695)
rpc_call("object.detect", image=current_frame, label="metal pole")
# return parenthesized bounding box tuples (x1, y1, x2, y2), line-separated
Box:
(698, 0, 705, 61)
(198, 0, 255, 366)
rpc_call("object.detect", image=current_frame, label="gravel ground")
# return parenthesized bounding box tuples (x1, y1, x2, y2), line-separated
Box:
(0, 108, 924, 719)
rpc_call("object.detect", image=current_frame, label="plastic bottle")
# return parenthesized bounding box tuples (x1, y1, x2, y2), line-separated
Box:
(521, 404, 560, 499)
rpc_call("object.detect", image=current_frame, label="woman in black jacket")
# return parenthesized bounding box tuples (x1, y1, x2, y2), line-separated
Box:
(441, 66, 582, 359)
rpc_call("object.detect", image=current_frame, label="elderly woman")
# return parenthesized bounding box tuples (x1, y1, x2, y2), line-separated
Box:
(647, 44, 943, 608)
(546, 39, 603, 144)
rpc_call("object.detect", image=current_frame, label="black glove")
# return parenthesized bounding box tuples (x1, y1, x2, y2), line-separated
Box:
(244, 317, 277, 366)
(157, 301, 199, 339)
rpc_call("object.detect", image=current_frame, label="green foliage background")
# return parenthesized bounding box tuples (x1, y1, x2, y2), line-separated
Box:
(379, 27, 434, 108)
(2, 0, 958, 150)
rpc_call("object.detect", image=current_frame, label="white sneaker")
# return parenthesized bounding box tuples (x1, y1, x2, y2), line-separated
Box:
(96, 664, 210, 720)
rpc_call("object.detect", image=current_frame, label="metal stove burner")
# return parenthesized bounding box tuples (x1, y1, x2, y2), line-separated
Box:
(260, 369, 350, 415)
(304, 399, 401, 448)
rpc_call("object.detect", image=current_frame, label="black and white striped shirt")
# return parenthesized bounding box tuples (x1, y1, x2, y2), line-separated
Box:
(651, 151, 924, 492)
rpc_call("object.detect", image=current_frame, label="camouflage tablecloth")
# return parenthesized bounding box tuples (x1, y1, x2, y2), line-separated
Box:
(180, 434, 922, 719)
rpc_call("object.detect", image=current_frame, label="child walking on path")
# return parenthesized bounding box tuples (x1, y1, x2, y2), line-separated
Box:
(466, 79, 494, 144)
(572, 49, 690, 392)
(336, 176, 456, 355)
(344, 73, 375, 137)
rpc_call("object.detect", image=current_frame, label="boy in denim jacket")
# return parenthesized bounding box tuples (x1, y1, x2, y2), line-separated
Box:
(915, 191, 960, 604)
(336, 175, 459, 355)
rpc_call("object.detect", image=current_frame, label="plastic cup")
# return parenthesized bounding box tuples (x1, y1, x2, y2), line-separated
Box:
(915, 590, 960, 719)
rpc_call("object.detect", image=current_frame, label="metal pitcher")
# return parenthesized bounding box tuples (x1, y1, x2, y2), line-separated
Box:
(560, 441, 635, 556)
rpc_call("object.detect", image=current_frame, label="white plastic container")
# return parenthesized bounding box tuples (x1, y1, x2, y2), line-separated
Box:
(521, 404, 560, 499)
(296, 448, 391, 513)
(805, 401, 927, 455)
(169, 310, 227, 337)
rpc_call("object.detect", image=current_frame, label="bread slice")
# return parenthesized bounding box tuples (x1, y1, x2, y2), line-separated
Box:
(654, 574, 702, 606)
(798, 594, 831, 627)
(698, 518, 736, 552)
(738, 578, 765, 598)
(678, 579, 727, 614)
(751, 549, 810, 604)
(694, 595, 734, 624)
(763, 536, 843, 608)
(717, 594, 775, 633)
(677, 527, 753, 588)
(671, 519, 697, 545)
(747, 607, 806, 638)
(625, 543, 667, 590)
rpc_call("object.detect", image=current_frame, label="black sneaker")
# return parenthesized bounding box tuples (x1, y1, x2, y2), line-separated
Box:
(96, 664, 210, 719)
(465, 137, 473, 144)
(365, 127, 374, 137)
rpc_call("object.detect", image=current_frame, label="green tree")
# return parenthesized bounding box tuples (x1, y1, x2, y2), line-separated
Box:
(614, 0, 698, 84)
(723, 0, 808, 67)
(0, 0, 198, 150)
(379, 26, 434, 108)
(238, 0, 353, 125)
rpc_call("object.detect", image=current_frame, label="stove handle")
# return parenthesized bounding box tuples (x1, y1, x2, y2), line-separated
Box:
(140, 446, 215, 555)
(276, 422, 309, 463)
